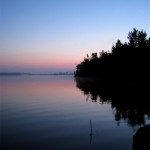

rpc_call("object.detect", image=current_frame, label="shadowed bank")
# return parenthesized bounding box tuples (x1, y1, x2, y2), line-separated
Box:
(74, 28, 149, 150)
(75, 28, 149, 88)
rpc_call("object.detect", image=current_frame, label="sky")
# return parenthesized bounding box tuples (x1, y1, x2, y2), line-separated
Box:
(0, 0, 150, 73)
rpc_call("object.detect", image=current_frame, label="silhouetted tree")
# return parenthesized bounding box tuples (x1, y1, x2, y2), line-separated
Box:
(128, 28, 148, 48)
(75, 28, 150, 86)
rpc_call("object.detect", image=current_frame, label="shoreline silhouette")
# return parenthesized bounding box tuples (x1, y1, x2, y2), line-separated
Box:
(74, 28, 149, 87)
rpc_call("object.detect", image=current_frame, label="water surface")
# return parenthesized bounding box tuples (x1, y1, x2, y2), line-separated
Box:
(1, 75, 149, 150)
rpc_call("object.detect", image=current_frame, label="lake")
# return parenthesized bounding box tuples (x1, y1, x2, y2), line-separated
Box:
(1, 75, 149, 150)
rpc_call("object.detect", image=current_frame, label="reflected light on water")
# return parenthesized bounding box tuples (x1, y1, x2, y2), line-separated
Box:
(1, 75, 150, 150)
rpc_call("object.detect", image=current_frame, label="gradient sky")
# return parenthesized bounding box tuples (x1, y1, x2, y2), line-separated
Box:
(1, 0, 150, 73)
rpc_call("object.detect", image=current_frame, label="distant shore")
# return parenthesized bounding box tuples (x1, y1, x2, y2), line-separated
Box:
(0, 72, 74, 76)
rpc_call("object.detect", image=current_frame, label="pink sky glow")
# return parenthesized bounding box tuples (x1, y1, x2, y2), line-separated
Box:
(0, 53, 83, 72)
(1, 0, 149, 73)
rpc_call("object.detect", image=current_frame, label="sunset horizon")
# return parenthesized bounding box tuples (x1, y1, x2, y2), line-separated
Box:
(1, 1, 150, 149)
(1, 0, 150, 73)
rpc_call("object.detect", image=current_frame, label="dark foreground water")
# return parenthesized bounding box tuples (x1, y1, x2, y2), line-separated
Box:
(1, 75, 149, 150)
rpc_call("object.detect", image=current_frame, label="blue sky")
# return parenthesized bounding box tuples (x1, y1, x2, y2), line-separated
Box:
(1, 0, 150, 73)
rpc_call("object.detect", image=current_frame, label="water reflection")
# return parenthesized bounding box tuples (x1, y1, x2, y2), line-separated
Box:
(75, 78, 150, 127)
(1, 75, 149, 150)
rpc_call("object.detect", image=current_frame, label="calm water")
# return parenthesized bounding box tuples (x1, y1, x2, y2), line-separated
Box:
(1, 75, 149, 150)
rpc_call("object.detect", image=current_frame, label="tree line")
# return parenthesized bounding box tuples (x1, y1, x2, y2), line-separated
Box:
(74, 28, 150, 85)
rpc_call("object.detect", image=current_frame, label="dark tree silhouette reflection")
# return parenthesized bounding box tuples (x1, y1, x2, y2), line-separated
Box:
(75, 78, 150, 127)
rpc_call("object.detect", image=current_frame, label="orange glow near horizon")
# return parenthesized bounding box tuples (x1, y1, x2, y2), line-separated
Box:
(0, 54, 83, 71)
